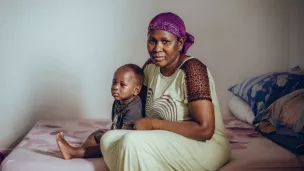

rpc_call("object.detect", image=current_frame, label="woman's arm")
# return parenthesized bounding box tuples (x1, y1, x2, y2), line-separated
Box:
(135, 99, 215, 141)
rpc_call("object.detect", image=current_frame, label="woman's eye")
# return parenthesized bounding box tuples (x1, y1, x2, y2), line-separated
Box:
(162, 40, 168, 44)
(121, 83, 126, 87)
(148, 40, 155, 44)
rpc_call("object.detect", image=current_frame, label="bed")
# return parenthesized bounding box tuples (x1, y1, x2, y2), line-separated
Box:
(220, 116, 304, 171)
(0, 119, 111, 171)
(1, 116, 304, 171)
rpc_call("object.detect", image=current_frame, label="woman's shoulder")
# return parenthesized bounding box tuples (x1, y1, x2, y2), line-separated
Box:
(179, 57, 208, 73)
(179, 57, 212, 102)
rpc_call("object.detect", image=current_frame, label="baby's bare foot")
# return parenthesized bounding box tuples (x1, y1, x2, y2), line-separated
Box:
(56, 132, 81, 160)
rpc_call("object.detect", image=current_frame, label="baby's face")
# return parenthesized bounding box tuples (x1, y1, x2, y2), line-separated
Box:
(111, 69, 137, 104)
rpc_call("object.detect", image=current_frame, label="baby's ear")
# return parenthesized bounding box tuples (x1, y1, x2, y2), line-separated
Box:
(133, 85, 141, 96)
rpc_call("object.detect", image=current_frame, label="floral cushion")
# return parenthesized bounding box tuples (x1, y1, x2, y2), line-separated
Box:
(228, 71, 304, 115)
(253, 89, 304, 136)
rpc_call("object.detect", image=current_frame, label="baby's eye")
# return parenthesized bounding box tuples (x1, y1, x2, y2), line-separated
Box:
(121, 83, 126, 87)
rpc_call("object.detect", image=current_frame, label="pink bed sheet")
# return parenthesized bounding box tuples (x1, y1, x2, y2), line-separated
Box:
(1, 119, 112, 171)
(220, 116, 304, 171)
(1, 117, 304, 171)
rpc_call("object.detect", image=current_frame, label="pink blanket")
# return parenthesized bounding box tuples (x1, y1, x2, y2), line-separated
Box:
(1, 119, 112, 171)
(1, 117, 303, 171)
(220, 117, 304, 171)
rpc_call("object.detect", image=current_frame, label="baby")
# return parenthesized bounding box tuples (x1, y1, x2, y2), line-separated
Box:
(56, 64, 144, 160)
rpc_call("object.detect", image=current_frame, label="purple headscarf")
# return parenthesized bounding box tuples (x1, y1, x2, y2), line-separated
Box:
(148, 12, 195, 54)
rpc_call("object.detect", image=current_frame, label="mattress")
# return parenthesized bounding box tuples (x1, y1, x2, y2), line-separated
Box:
(0, 119, 111, 171)
(1, 117, 304, 171)
(219, 116, 304, 171)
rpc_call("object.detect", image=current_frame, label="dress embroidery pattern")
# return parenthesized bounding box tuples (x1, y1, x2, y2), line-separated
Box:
(146, 88, 177, 121)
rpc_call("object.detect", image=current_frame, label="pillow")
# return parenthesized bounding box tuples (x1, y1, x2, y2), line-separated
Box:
(253, 89, 304, 137)
(229, 95, 255, 124)
(289, 66, 304, 73)
(228, 72, 304, 115)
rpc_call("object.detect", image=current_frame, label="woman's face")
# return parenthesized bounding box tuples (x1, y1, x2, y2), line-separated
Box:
(147, 30, 183, 68)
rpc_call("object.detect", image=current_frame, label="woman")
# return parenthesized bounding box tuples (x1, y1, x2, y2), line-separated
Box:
(100, 12, 230, 171)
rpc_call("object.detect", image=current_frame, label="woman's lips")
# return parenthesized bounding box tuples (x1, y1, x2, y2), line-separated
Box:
(153, 56, 165, 62)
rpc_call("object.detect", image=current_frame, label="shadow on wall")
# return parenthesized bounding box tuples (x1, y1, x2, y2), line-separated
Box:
(29, 65, 83, 121)
(5, 58, 85, 151)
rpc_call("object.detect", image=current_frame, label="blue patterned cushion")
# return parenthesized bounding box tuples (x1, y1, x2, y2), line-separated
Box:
(228, 72, 304, 115)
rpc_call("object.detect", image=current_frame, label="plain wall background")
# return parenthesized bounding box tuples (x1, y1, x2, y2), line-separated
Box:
(289, 0, 304, 69)
(0, 0, 303, 152)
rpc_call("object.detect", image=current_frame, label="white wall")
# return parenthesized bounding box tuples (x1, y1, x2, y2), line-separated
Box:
(165, 0, 290, 118)
(289, 0, 304, 69)
(0, 0, 291, 152)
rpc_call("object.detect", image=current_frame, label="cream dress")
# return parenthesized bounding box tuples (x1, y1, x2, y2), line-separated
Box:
(100, 57, 230, 171)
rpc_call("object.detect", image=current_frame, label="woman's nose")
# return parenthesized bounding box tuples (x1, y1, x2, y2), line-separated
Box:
(154, 42, 163, 52)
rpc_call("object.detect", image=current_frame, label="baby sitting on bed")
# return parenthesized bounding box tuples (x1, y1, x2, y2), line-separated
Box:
(56, 64, 144, 160)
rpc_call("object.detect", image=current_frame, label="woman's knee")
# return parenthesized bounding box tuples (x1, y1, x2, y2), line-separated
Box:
(99, 130, 146, 155)
(100, 130, 132, 152)
(121, 131, 146, 149)
(100, 130, 116, 152)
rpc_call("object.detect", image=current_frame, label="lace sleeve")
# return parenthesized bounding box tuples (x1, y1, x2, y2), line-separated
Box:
(180, 58, 212, 102)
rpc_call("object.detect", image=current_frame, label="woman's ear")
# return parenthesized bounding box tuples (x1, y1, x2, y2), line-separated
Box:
(133, 85, 141, 96)
(178, 38, 184, 52)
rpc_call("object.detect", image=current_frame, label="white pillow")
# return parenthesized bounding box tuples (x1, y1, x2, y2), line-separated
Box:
(229, 95, 255, 125)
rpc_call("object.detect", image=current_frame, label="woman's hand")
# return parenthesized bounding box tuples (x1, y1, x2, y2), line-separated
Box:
(134, 118, 157, 130)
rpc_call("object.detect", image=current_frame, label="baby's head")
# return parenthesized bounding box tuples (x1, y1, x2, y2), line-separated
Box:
(111, 64, 144, 104)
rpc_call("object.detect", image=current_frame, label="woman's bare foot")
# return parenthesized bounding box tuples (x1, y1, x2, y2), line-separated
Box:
(56, 132, 84, 160)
